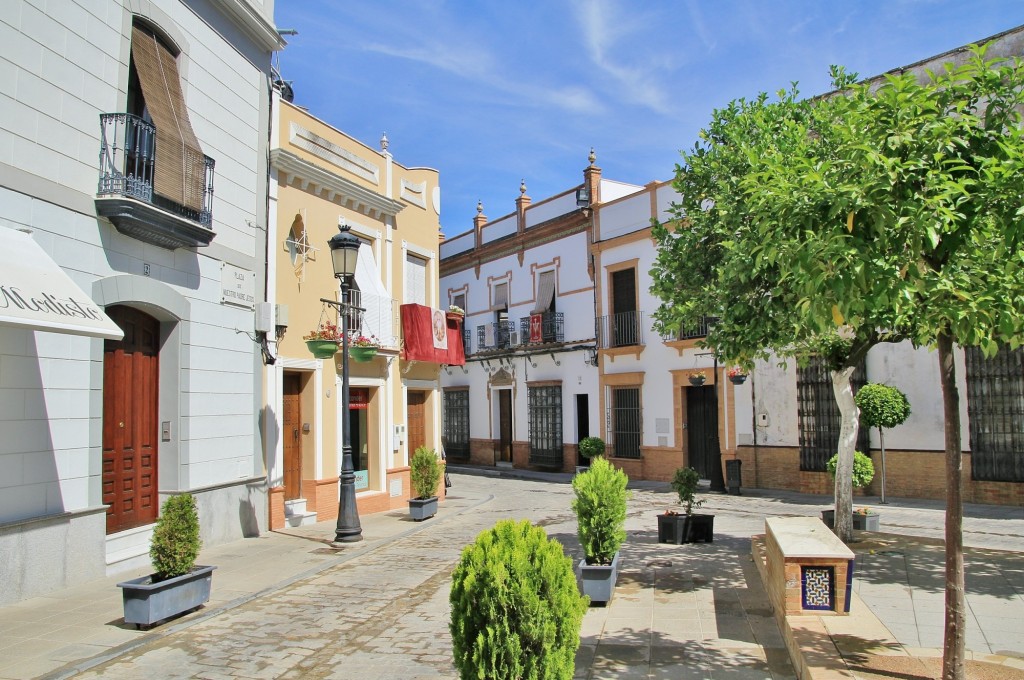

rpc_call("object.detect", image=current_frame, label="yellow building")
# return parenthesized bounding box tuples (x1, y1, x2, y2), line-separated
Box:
(265, 95, 446, 528)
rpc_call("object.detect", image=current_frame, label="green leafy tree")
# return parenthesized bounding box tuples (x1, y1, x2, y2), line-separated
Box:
(577, 436, 606, 460)
(571, 457, 629, 565)
(410, 446, 442, 500)
(449, 519, 587, 680)
(150, 494, 201, 580)
(855, 383, 911, 503)
(651, 45, 1024, 679)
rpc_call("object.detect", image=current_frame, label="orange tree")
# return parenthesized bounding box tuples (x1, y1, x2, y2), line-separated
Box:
(651, 46, 1024, 680)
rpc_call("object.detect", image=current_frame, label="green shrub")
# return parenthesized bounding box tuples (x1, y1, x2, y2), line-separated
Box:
(826, 451, 875, 489)
(577, 436, 606, 460)
(450, 519, 587, 680)
(670, 467, 705, 515)
(571, 457, 629, 565)
(410, 446, 442, 500)
(150, 494, 201, 580)
(855, 383, 911, 429)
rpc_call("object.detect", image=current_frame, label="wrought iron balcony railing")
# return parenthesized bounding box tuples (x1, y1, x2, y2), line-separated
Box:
(462, 323, 472, 354)
(596, 311, 644, 349)
(519, 312, 564, 345)
(673, 315, 714, 340)
(476, 320, 518, 351)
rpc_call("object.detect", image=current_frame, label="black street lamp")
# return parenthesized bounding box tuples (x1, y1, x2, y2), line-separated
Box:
(327, 222, 363, 543)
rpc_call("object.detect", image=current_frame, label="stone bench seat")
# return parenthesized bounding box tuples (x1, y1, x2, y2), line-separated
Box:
(762, 516, 855, 616)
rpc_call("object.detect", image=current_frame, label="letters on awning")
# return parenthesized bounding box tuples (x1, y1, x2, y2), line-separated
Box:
(400, 303, 465, 365)
(0, 228, 124, 340)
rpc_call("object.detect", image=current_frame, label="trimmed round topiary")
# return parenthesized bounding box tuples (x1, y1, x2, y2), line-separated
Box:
(449, 519, 587, 680)
(577, 436, 606, 459)
(572, 456, 630, 565)
(826, 451, 875, 489)
(855, 383, 911, 429)
(150, 493, 201, 580)
(410, 446, 442, 500)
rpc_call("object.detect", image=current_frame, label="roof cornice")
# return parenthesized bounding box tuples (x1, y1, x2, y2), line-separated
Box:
(213, 0, 286, 52)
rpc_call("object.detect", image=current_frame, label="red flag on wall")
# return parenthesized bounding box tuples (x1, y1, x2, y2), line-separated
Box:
(400, 304, 465, 365)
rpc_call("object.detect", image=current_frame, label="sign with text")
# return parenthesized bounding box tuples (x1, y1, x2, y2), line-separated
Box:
(354, 470, 368, 490)
(220, 263, 255, 310)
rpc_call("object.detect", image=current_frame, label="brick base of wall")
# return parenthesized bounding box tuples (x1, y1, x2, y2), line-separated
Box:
(268, 486, 285, 530)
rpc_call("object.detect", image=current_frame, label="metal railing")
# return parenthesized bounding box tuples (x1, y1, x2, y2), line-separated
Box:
(345, 289, 398, 348)
(98, 113, 215, 228)
(476, 320, 517, 351)
(596, 311, 644, 349)
(518, 312, 564, 344)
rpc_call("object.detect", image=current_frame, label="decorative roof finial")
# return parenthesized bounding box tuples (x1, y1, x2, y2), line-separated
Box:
(520, 179, 527, 195)
(380, 132, 389, 151)
(588, 147, 596, 166)
(476, 200, 483, 215)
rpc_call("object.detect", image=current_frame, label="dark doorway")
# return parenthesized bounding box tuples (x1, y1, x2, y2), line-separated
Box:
(576, 394, 590, 465)
(610, 268, 638, 347)
(498, 390, 513, 463)
(686, 385, 718, 480)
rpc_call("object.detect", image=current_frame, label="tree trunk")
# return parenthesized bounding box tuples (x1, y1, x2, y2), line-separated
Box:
(938, 333, 965, 680)
(831, 366, 858, 543)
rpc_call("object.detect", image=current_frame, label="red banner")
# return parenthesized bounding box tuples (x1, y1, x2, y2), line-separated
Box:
(530, 314, 543, 343)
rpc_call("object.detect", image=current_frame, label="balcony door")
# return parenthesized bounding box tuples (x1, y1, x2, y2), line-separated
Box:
(610, 268, 637, 347)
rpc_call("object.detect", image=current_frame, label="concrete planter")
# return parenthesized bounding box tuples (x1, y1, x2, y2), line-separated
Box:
(657, 513, 715, 544)
(117, 565, 215, 628)
(821, 509, 880, 531)
(408, 496, 438, 521)
(577, 551, 620, 605)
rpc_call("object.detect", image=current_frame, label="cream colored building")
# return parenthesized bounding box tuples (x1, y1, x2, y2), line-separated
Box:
(264, 96, 445, 528)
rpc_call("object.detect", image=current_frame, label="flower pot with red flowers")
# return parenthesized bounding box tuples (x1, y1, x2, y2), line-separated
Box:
(349, 333, 381, 362)
(727, 366, 748, 385)
(304, 323, 343, 359)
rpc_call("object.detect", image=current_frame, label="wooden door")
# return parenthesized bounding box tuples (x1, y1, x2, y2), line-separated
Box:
(283, 373, 301, 500)
(611, 268, 637, 347)
(686, 385, 718, 480)
(103, 306, 160, 534)
(498, 390, 513, 462)
(407, 391, 427, 456)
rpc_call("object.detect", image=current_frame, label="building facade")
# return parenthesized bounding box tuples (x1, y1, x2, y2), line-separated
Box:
(266, 97, 451, 529)
(0, 0, 281, 605)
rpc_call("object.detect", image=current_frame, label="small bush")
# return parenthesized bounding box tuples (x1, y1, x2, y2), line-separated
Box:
(855, 383, 911, 429)
(670, 467, 705, 515)
(450, 519, 587, 680)
(577, 436, 606, 459)
(150, 494, 201, 580)
(826, 451, 875, 489)
(410, 446, 442, 499)
(572, 457, 630, 565)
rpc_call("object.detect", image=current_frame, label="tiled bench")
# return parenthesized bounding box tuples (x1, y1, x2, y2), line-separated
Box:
(762, 516, 855, 616)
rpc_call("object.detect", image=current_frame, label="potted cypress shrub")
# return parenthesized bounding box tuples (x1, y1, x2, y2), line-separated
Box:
(575, 435, 605, 474)
(116, 494, 215, 628)
(821, 451, 879, 530)
(408, 445, 442, 520)
(658, 466, 715, 544)
(450, 519, 587, 680)
(571, 456, 629, 604)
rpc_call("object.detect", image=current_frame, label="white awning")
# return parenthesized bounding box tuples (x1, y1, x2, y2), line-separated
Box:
(531, 270, 556, 314)
(354, 243, 393, 344)
(0, 228, 124, 340)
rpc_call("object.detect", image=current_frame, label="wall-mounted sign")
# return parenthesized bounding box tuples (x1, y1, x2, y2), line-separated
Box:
(220, 263, 255, 309)
(354, 470, 368, 490)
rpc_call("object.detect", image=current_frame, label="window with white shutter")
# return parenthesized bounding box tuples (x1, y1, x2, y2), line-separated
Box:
(405, 253, 427, 306)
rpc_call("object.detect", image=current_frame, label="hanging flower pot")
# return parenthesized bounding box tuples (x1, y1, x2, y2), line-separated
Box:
(689, 372, 707, 386)
(727, 367, 748, 385)
(306, 340, 339, 359)
(349, 346, 379, 362)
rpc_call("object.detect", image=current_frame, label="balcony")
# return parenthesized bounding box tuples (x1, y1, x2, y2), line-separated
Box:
(596, 311, 644, 349)
(476, 320, 518, 351)
(95, 113, 216, 249)
(518, 312, 564, 345)
(344, 289, 398, 348)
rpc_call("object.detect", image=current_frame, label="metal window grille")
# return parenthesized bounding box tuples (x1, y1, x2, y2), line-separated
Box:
(462, 324, 472, 354)
(519, 312, 564, 344)
(596, 311, 644, 349)
(528, 386, 563, 468)
(476, 320, 516, 350)
(797, 358, 869, 471)
(443, 390, 471, 462)
(611, 387, 642, 459)
(966, 346, 1024, 482)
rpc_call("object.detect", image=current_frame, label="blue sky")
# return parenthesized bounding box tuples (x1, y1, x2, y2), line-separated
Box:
(273, 1, 1024, 238)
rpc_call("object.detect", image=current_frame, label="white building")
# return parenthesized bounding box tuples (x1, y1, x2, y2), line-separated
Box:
(0, 0, 281, 605)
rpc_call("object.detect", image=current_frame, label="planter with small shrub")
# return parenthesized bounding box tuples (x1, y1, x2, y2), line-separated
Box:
(116, 493, 215, 628)
(822, 451, 880, 531)
(450, 519, 587, 680)
(409, 446, 442, 520)
(658, 466, 714, 544)
(572, 457, 629, 604)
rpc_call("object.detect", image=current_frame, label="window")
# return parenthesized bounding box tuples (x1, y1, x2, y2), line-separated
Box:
(966, 346, 1024, 482)
(452, 293, 466, 311)
(404, 253, 427, 306)
(611, 387, 641, 459)
(443, 389, 470, 462)
(532, 270, 556, 315)
(797, 358, 869, 471)
(528, 385, 563, 468)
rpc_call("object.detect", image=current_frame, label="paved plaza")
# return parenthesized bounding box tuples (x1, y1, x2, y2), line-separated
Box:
(0, 470, 1021, 679)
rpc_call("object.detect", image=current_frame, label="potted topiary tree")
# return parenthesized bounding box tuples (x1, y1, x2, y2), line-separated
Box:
(575, 436, 605, 474)
(408, 445, 442, 520)
(821, 451, 879, 531)
(450, 519, 587, 680)
(116, 493, 215, 628)
(571, 456, 629, 604)
(855, 383, 911, 504)
(658, 466, 715, 544)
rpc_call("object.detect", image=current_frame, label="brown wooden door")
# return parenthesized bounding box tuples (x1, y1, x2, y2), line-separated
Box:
(686, 385, 718, 480)
(103, 306, 160, 534)
(283, 373, 302, 500)
(407, 391, 427, 455)
(498, 390, 513, 462)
